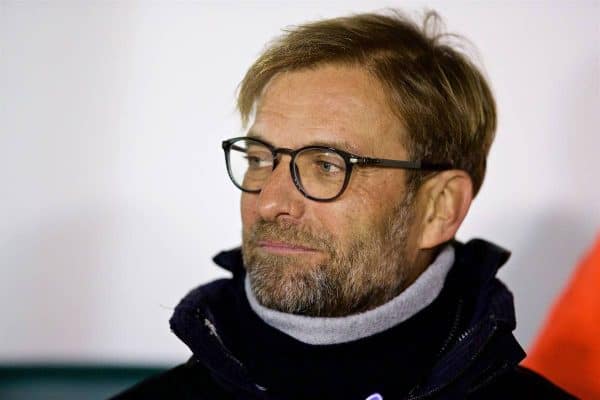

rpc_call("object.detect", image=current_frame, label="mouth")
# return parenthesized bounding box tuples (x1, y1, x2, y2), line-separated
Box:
(258, 240, 319, 255)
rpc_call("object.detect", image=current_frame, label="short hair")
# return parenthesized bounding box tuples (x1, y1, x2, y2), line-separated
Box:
(237, 10, 496, 196)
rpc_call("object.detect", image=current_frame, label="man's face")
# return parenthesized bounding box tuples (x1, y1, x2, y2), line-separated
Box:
(241, 64, 424, 317)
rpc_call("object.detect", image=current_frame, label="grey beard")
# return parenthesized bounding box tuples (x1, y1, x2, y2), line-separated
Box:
(242, 191, 416, 317)
(246, 260, 338, 316)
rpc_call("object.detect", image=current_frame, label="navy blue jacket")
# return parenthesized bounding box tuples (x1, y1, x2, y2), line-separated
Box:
(114, 239, 574, 399)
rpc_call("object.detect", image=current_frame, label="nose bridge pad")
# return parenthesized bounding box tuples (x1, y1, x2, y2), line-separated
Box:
(268, 153, 303, 197)
(289, 158, 303, 190)
(271, 153, 288, 175)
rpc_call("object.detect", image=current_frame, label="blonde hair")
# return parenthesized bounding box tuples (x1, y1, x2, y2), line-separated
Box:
(237, 10, 496, 196)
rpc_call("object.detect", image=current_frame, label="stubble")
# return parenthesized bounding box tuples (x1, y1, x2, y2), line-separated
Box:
(242, 191, 416, 317)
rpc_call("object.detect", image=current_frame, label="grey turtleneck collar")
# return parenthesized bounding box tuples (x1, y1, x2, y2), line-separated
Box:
(245, 244, 455, 345)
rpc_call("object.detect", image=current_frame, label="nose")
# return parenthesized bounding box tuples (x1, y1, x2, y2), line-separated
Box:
(256, 156, 306, 223)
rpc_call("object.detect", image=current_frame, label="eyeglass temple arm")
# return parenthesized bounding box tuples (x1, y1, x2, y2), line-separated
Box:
(350, 157, 452, 171)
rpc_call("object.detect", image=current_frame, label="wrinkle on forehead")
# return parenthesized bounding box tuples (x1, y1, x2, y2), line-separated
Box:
(252, 65, 404, 157)
(257, 66, 392, 120)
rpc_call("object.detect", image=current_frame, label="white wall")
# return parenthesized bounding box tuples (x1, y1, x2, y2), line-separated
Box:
(1, 1, 598, 364)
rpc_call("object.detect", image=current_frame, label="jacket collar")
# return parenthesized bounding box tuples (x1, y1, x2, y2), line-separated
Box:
(170, 239, 525, 399)
(406, 239, 525, 398)
(168, 282, 259, 396)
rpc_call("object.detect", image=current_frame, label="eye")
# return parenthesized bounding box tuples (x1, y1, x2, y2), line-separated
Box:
(245, 154, 273, 168)
(318, 161, 336, 172)
(315, 159, 344, 174)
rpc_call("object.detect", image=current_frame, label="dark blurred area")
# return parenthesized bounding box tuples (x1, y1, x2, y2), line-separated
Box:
(0, 365, 167, 399)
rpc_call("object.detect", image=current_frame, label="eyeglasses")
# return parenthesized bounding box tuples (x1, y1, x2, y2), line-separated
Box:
(222, 136, 452, 202)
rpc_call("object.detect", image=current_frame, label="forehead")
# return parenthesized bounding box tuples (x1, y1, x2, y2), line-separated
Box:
(251, 64, 406, 156)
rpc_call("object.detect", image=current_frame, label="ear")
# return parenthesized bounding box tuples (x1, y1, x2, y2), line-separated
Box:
(417, 170, 473, 249)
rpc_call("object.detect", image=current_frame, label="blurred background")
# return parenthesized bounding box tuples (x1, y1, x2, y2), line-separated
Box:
(1, 0, 598, 383)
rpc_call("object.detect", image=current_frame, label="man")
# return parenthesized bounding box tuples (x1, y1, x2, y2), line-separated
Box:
(115, 10, 573, 400)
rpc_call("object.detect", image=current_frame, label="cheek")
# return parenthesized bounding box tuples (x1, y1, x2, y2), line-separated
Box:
(316, 201, 369, 245)
(336, 181, 404, 237)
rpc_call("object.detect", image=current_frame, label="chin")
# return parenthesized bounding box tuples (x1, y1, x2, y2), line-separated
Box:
(247, 259, 335, 315)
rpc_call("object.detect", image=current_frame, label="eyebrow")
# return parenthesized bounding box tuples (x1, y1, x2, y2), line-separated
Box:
(247, 131, 364, 155)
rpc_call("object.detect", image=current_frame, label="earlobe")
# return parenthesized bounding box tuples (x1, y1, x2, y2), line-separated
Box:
(418, 171, 473, 249)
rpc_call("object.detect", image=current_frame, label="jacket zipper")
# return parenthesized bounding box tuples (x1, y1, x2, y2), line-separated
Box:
(198, 311, 272, 398)
(197, 309, 245, 369)
(405, 319, 499, 399)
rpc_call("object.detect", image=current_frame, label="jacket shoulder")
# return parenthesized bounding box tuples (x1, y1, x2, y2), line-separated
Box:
(110, 359, 232, 400)
(468, 365, 577, 399)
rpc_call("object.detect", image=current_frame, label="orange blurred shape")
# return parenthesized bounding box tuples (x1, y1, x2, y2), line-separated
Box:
(523, 233, 600, 399)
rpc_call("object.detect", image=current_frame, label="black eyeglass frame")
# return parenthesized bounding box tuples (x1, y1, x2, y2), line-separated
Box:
(222, 136, 453, 202)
